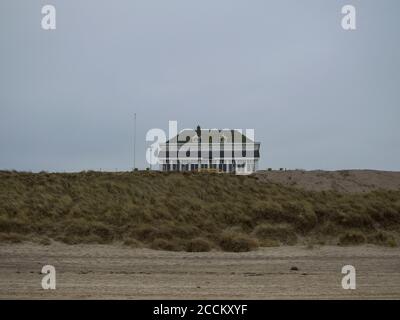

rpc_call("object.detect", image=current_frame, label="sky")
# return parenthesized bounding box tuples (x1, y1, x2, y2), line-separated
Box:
(0, 0, 399, 172)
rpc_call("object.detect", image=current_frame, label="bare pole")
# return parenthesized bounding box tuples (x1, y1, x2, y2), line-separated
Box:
(134, 113, 137, 170)
(150, 145, 152, 171)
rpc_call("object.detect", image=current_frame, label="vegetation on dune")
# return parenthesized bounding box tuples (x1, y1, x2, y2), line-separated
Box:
(0, 171, 399, 251)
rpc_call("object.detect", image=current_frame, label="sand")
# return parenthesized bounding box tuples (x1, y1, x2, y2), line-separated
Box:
(1, 243, 399, 299)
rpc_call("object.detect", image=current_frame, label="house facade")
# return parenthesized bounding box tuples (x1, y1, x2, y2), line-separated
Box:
(157, 126, 260, 175)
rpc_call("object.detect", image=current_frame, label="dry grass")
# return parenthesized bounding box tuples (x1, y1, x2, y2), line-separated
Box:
(0, 170, 399, 251)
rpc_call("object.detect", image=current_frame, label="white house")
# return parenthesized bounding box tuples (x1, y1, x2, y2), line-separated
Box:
(157, 126, 260, 174)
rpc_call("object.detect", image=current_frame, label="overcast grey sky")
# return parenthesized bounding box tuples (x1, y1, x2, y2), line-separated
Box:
(0, 0, 399, 171)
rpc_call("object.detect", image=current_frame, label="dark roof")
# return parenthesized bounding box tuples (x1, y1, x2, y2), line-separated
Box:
(166, 128, 256, 144)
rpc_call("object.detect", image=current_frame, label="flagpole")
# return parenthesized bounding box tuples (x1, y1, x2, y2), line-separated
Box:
(133, 113, 136, 171)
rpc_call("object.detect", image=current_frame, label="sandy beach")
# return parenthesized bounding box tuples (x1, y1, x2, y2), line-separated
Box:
(1, 243, 399, 299)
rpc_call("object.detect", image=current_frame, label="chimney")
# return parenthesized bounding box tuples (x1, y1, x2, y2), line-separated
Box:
(196, 125, 201, 137)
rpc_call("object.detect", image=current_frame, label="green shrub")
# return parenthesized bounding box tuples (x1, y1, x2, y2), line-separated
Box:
(260, 239, 280, 247)
(339, 231, 366, 246)
(252, 223, 297, 245)
(123, 238, 142, 248)
(63, 219, 91, 237)
(38, 237, 51, 246)
(90, 222, 114, 242)
(219, 231, 259, 252)
(368, 231, 397, 247)
(0, 232, 26, 243)
(150, 238, 182, 251)
(133, 225, 174, 241)
(186, 238, 212, 252)
(0, 217, 30, 233)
